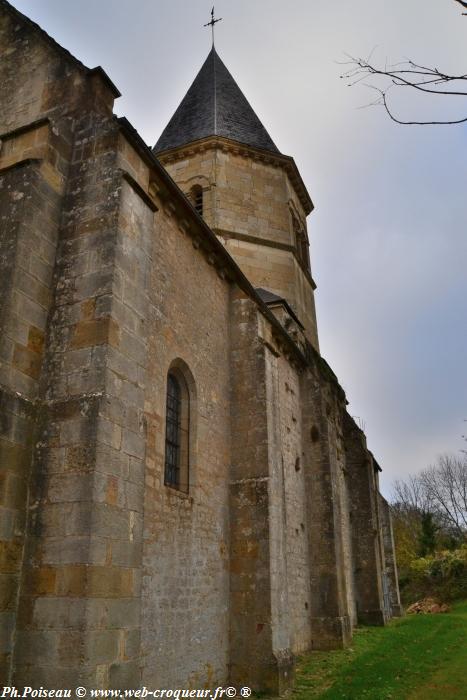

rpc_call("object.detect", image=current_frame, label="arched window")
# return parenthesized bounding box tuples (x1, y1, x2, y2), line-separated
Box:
(291, 212, 310, 272)
(164, 370, 190, 492)
(190, 185, 203, 217)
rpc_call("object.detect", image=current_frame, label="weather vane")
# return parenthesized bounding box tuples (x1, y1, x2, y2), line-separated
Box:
(204, 7, 222, 47)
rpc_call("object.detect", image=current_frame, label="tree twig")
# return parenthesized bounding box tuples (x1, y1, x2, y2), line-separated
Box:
(453, 0, 467, 14)
(340, 53, 467, 125)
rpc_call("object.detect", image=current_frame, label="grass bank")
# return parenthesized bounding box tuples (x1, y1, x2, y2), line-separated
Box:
(291, 600, 467, 699)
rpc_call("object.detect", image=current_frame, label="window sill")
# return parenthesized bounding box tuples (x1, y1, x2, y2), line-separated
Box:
(164, 484, 192, 502)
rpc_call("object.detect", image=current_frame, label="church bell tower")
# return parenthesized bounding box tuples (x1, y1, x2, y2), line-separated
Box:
(154, 47, 319, 350)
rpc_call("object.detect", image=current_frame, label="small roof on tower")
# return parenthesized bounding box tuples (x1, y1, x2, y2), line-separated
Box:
(154, 47, 279, 154)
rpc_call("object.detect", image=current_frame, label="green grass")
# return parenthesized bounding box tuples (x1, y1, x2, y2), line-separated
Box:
(290, 601, 467, 699)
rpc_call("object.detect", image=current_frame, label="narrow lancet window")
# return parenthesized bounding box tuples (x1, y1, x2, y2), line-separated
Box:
(190, 185, 203, 217)
(164, 368, 190, 492)
(292, 212, 310, 272)
(165, 374, 181, 488)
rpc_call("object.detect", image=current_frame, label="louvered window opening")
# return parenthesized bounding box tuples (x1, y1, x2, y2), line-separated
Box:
(194, 188, 203, 216)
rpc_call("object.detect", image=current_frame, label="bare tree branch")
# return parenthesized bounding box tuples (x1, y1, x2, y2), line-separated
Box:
(341, 0, 467, 130)
(453, 0, 467, 14)
(341, 55, 467, 97)
(380, 89, 467, 125)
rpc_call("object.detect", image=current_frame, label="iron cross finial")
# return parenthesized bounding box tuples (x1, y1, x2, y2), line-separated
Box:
(204, 6, 222, 47)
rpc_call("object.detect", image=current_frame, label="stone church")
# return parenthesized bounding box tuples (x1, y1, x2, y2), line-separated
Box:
(0, 1, 401, 693)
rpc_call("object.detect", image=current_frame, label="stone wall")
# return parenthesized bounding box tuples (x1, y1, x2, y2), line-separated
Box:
(0, 4, 145, 685)
(140, 182, 232, 689)
(300, 366, 354, 650)
(343, 414, 386, 626)
(12, 112, 152, 687)
(379, 495, 403, 618)
(0, 148, 65, 681)
(276, 355, 311, 654)
(0, 8, 79, 679)
(229, 295, 283, 692)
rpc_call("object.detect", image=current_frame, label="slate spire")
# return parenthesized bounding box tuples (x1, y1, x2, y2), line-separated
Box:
(154, 47, 279, 154)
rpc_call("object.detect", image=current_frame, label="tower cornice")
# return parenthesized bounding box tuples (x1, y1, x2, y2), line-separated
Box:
(155, 135, 314, 216)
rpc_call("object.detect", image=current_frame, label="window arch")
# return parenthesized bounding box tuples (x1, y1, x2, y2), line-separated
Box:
(164, 363, 193, 492)
(291, 211, 310, 272)
(189, 185, 203, 217)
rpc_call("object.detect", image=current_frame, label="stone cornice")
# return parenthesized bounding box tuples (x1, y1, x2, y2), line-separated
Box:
(0, 117, 50, 143)
(155, 135, 314, 216)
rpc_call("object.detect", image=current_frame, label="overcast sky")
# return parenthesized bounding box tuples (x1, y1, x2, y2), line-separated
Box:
(12, 0, 467, 496)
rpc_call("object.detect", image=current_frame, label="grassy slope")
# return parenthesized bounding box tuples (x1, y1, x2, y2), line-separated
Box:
(291, 601, 467, 699)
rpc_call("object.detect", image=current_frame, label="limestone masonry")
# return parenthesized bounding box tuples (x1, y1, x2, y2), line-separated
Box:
(0, 1, 402, 693)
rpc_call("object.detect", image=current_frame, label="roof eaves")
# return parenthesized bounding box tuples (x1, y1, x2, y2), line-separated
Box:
(258, 293, 305, 330)
(156, 135, 314, 215)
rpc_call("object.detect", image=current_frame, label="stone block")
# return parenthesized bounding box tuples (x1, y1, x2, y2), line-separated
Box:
(94, 445, 129, 479)
(0, 407, 33, 446)
(357, 608, 386, 626)
(310, 616, 352, 650)
(47, 473, 93, 504)
(12, 290, 48, 329)
(0, 541, 23, 574)
(0, 612, 15, 653)
(0, 336, 14, 364)
(71, 317, 120, 349)
(14, 269, 51, 310)
(0, 508, 15, 540)
(24, 567, 58, 596)
(106, 347, 139, 386)
(118, 328, 147, 366)
(27, 325, 45, 354)
(0, 652, 10, 685)
(122, 280, 147, 319)
(42, 536, 106, 566)
(92, 503, 130, 540)
(121, 429, 145, 460)
(63, 347, 92, 373)
(87, 566, 134, 598)
(128, 456, 144, 485)
(109, 660, 141, 690)
(56, 630, 83, 664)
(123, 629, 140, 660)
(14, 630, 59, 665)
(0, 574, 18, 611)
(111, 540, 141, 568)
(33, 597, 86, 629)
(104, 475, 120, 506)
(122, 480, 143, 512)
(83, 630, 120, 665)
(29, 255, 53, 287)
(74, 270, 114, 302)
(13, 663, 83, 690)
(59, 417, 93, 446)
(105, 599, 140, 629)
(97, 417, 122, 450)
(64, 445, 95, 473)
(106, 373, 143, 408)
